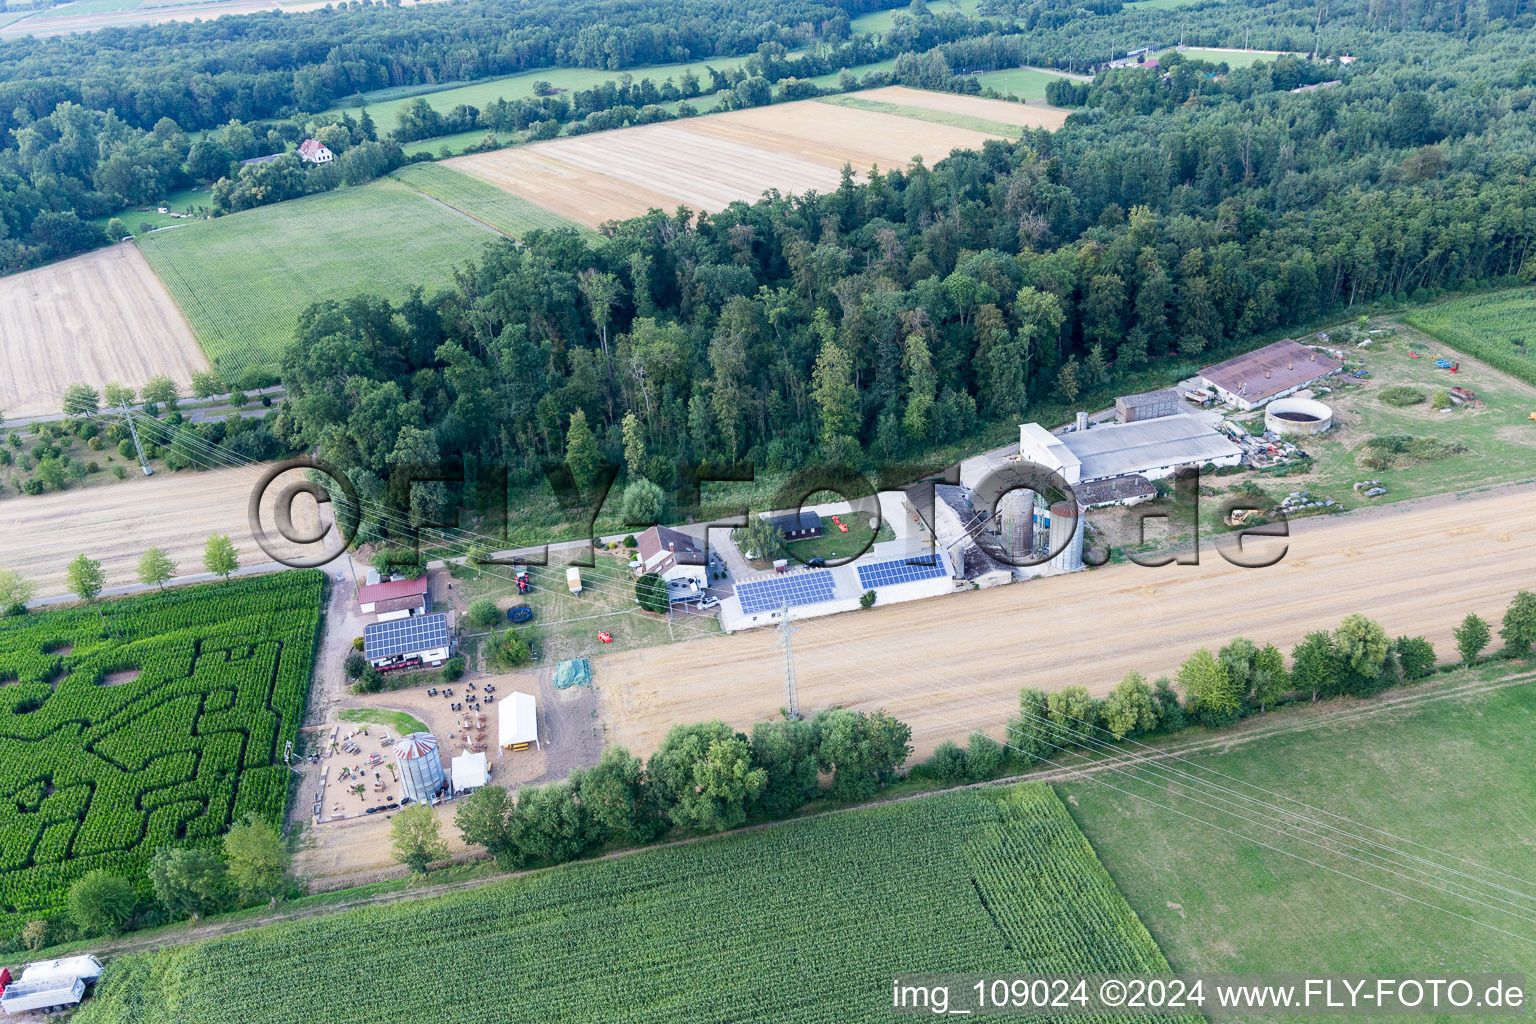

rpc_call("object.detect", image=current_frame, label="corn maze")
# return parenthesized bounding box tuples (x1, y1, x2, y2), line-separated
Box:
(0, 571, 325, 916)
(78, 783, 1193, 1024)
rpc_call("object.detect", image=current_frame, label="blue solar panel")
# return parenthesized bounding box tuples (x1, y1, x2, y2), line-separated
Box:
(856, 556, 947, 591)
(365, 613, 451, 659)
(736, 572, 836, 615)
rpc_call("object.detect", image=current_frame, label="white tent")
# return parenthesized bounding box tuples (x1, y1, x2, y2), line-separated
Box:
(498, 691, 540, 750)
(451, 750, 488, 792)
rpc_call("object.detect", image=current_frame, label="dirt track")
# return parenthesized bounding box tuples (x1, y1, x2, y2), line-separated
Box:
(597, 487, 1536, 759)
(0, 245, 207, 418)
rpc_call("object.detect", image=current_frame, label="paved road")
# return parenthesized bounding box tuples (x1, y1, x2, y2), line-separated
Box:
(4, 387, 285, 429)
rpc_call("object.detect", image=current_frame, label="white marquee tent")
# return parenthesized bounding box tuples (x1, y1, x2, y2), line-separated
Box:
(498, 691, 540, 750)
(451, 750, 489, 792)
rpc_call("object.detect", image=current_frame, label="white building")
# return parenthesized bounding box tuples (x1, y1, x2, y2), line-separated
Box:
(297, 138, 334, 163)
(634, 525, 709, 603)
(498, 691, 540, 751)
(1018, 413, 1241, 485)
(451, 750, 489, 793)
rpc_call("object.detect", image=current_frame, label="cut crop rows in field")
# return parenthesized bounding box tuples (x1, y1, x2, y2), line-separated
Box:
(76, 784, 1194, 1024)
(0, 571, 325, 916)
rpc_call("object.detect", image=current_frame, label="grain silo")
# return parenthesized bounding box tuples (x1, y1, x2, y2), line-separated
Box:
(1047, 500, 1084, 574)
(395, 732, 445, 805)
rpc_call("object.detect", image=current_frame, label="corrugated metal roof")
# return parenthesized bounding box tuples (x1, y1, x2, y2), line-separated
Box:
(357, 577, 430, 604)
(1060, 414, 1241, 480)
(1200, 339, 1341, 403)
(395, 732, 438, 759)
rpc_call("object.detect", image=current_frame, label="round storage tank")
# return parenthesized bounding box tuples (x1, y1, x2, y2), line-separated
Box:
(1265, 397, 1333, 435)
(395, 732, 445, 805)
(1047, 500, 1084, 574)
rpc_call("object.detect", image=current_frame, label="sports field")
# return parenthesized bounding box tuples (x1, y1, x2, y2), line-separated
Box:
(449, 91, 1064, 226)
(1406, 286, 1536, 387)
(972, 66, 1085, 101)
(594, 488, 1536, 759)
(76, 784, 1191, 1024)
(0, 244, 208, 418)
(134, 177, 503, 377)
(1165, 46, 1295, 66)
(1061, 675, 1536, 981)
(389, 162, 580, 237)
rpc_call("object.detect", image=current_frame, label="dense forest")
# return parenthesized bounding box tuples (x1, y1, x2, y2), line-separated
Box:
(270, 8, 1536, 543)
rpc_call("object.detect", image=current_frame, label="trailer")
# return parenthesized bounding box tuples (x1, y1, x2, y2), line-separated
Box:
(1, 977, 85, 1014)
(565, 567, 582, 594)
(21, 955, 102, 986)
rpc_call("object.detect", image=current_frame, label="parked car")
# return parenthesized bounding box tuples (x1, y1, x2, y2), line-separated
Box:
(697, 595, 720, 611)
(805, 557, 826, 568)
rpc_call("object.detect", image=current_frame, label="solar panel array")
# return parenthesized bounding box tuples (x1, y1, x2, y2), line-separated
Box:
(736, 572, 836, 614)
(856, 556, 947, 591)
(365, 613, 451, 658)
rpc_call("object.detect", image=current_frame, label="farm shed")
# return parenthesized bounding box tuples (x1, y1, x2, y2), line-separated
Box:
(1018, 414, 1241, 485)
(765, 509, 823, 540)
(1075, 474, 1157, 509)
(1114, 388, 1182, 423)
(498, 691, 540, 750)
(363, 612, 453, 670)
(1199, 339, 1342, 410)
(451, 750, 489, 792)
(357, 577, 430, 615)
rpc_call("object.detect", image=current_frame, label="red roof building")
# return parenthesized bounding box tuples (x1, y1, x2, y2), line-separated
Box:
(357, 576, 430, 612)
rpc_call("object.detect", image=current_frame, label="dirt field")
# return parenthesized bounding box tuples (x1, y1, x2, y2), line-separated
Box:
(596, 487, 1536, 760)
(449, 96, 1031, 227)
(851, 85, 1072, 126)
(0, 463, 329, 596)
(0, 0, 448, 37)
(0, 244, 207, 418)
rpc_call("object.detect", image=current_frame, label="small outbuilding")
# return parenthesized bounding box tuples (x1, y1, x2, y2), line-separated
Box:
(498, 691, 540, 751)
(451, 750, 489, 793)
(357, 576, 430, 615)
(1114, 388, 1182, 424)
(765, 509, 823, 540)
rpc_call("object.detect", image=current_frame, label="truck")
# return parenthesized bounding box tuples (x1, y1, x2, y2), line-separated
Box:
(1, 977, 86, 1015)
(21, 956, 102, 987)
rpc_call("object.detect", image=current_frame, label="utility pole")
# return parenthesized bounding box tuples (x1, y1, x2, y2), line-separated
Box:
(120, 402, 153, 476)
(775, 601, 800, 721)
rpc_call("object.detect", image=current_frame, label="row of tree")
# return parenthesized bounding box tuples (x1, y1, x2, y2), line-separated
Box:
(25, 815, 289, 947)
(386, 708, 912, 875)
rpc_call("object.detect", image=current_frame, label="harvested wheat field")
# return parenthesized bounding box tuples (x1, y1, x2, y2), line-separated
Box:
(449, 94, 1043, 227)
(598, 488, 1536, 760)
(843, 85, 1072, 126)
(0, 463, 329, 596)
(0, 244, 207, 418)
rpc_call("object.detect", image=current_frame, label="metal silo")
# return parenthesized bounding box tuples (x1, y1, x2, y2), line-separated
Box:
(395, 732, 445, 805)
(1047, 500, 1084, 574)
(998, 488, 1035, 563)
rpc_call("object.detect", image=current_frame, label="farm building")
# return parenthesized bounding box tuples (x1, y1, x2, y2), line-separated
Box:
(498, 691, 540, 751)
(634, 524, 709, 603)
(239, 153, 283, 166)
(1114, 388, 1182, 423)
(1199, 339, 1342, 410)
(363, 612, 453, 670)
(356, 576, 430, 616)
(1017, 413, 1241, 485)
(297, 139, 334, 163)
(1076, 474, 1158, 509)
(716, 543, 957, 632)
(451, 750, 489, 793)
(765, 509, 823, 540)
(905, 483, 1016, 588)
(395, 732, 446, 804)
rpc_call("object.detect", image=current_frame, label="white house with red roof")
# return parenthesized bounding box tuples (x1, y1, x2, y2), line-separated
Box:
(297, 138, 334, 164)
(634, 525, 709, 603)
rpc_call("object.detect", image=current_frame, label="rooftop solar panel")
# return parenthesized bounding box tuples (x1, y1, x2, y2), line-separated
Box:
(365, 613, 451, 659)
(736, 572, 836, 615)
(856, 556, 947, 591)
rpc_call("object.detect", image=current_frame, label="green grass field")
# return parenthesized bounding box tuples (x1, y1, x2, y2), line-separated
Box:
(850, 0, 984, 33)
(336, 707, 429, 737)
(971, 66, 1076, 101)
(94, 183, 215, 233)
(1061, 675, 1536, 986)
(135, 177, 504, 376)
(818, 92, 1025, 135)
(390, 162, 580, 238)
(77, 784, 1191, 1024)
(1125, 0, 1216, 9)
(1164, 47, 1294, 67)
(319, 54, 768, 134)
(783, 518, 895, 563)
(1405, 286, 1536, 388)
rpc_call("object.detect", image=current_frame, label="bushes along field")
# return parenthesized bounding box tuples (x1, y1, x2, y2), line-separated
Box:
(0, 571, 325, 918)
(76, 783, 1192, 1024)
